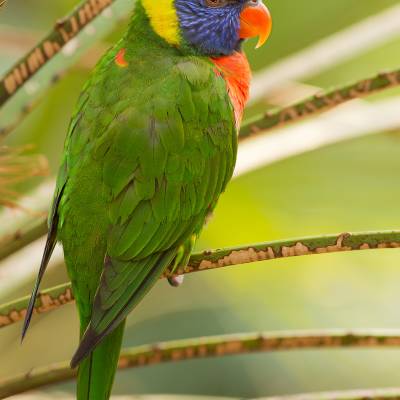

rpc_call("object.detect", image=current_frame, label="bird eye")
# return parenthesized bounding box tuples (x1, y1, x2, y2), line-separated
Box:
(205, 0, 228, 7)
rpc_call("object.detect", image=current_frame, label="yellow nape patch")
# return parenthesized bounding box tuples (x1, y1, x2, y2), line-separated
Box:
(142, 0, 180, 46)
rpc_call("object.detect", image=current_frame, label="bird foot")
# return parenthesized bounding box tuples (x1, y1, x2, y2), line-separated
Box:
(168, 275, 184, 287)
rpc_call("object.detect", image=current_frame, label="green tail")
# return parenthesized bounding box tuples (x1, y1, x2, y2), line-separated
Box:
(77, 320, 125, 400)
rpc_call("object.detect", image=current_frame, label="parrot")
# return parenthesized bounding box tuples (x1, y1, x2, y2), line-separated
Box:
(22, 0, 272, 399)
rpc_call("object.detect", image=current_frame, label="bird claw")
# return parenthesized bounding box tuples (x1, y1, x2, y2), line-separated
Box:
(168, 275, 184, 287)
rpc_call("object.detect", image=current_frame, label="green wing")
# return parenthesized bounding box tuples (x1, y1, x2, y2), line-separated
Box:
(71, 56, 237, 366)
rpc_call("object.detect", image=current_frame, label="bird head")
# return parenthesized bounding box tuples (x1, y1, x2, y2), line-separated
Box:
(141, 0, 272, 56)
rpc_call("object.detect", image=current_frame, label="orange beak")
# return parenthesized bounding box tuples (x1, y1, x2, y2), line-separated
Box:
(239, 0, 272, 49)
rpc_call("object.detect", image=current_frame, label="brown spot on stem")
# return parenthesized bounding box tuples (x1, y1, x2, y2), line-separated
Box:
(281, 242, 311, 257)
(0, 287, 74, 328)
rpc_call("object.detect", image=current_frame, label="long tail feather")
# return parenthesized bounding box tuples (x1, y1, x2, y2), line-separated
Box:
(77, 320, 125, 400)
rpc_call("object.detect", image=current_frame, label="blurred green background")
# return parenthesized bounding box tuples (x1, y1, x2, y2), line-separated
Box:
(1, 0, 400, 398)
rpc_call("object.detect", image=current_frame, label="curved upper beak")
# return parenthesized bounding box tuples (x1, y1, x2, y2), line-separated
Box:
(239, 0, 272, 49)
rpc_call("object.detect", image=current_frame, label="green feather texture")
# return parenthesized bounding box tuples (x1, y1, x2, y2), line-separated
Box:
(23, 2, 238, 399)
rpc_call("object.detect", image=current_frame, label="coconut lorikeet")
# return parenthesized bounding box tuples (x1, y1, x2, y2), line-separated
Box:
(23, 0, 272, 398)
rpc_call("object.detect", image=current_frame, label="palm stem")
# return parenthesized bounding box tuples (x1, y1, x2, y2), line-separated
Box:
(2, 230, 400, 329)
(2, 329, 400, 398)
(0, 0, 117, 107)
(240, 69, 400, 139)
